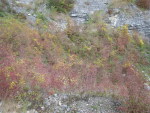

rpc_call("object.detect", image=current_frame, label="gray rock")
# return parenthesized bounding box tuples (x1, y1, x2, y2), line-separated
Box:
(0, 0, 69, 30)
(2, 0, 150, 39)
(44, 93, 121, 113)
(110, 5, 150, 40)
(144, 83, 150, 91)
(0, 101, 2, 113)
(70, 0, 110, 23)
(27, 109, 38, 113)
(71, 1, 150, 40)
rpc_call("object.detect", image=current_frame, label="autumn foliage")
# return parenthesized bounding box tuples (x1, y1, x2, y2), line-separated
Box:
(0, 15, 150, 112)
(136, 0, 150, 9)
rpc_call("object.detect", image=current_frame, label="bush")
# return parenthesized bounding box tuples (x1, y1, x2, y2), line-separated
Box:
(136, 0, 150, 9)
(47, 0, 75, 13)
(0, 13, 150, 112)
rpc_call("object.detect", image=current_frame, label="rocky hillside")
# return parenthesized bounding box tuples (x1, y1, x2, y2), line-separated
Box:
(0, 0, 150, 113)
(1, 0, 150, 38)
(1, 0, 150, 39)
(71, 0, 150, 41)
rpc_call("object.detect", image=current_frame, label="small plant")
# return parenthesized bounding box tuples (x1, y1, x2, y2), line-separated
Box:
(0, 11, 6, 17)
(47, 0, 75, 13)
(36, 12, 47, 21)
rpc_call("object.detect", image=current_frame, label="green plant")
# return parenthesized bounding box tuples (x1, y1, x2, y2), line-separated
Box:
(91, 105, 98, 110)
(0, 11, 6, 17)
(47, 0, 75, 13)
(36, 12, 47, 21)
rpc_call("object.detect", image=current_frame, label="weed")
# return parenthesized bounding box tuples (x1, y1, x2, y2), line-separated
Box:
(36, 12, 47, 21)
(47, 0, 75, 13)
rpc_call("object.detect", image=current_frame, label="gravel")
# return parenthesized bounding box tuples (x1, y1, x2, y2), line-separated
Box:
(43, 93, 122, 113)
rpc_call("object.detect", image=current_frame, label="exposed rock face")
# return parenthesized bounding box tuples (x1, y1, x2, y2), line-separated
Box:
(44, 93, 121, 113)
(70, 0, 150, 40)
(107, 4, 150, 41)
(2, 0, 48, 24)
(0, 0, 68, 29)
(1, 0, 150, 40)
(70, 0, 110, 23)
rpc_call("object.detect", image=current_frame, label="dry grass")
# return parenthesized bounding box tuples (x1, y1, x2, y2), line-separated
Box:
(0, 100, 21, 113)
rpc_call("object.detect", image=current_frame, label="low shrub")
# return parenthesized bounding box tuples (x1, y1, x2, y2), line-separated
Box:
(47, 0, 75, 13)
(136, 0, 150, 9)
(0, 13, 150, 112)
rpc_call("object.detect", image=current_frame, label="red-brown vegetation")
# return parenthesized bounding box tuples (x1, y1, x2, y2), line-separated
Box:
(0, 16, 149, 112)
(136, 0, 150, 9)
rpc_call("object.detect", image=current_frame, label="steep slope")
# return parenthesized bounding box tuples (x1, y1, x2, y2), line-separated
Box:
(70, 0, 150, 41)
(0, 0, 150, 113)
(1, 0, 150, 39)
